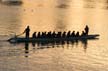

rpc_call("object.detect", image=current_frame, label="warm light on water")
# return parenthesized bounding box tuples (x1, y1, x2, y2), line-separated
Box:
(0, 0, 108, 71)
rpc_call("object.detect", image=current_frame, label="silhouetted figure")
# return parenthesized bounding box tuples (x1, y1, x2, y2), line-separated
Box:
(62, 31, 66, 38)
(37, 32, 41, 38)
(84, 25, 89, 35)
(47, 31, 52, 38)
(52, 31, 56, 38)
(81, 31, 86, 36)
(43, 32, 47, 38)
(76, 31, 79, 37)
(71, 31, 75, 37)
(41, 32, 45, 38)
(67, 31, 71, 38)
(56, 32, 62, 38)
(32, 32, 36, 38)
(23, 26, 30, 38)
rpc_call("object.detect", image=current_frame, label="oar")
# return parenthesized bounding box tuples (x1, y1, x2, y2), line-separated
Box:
(16, 32, 25, 37)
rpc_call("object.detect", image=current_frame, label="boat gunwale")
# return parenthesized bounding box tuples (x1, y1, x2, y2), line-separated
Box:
(8, 34, 99, 43)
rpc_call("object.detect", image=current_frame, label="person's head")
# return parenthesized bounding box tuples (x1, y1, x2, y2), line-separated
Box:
(86, 25, 88, 27)
(27, 26, 29, 28)
(73, 31, 75, 33)
(68, 30, 71, 32)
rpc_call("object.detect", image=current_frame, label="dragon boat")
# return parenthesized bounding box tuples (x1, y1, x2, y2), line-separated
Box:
(8, 34, 99, 43)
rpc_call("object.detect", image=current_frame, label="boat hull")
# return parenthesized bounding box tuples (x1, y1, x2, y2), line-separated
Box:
(8, 34, 99, 43)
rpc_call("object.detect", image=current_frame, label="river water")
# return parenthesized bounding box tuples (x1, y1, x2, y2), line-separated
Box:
(0, 0, 108, 71)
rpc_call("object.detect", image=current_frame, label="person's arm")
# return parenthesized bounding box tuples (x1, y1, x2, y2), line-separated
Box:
(23, 29, 26, 34)
(16, 29, 26, 36)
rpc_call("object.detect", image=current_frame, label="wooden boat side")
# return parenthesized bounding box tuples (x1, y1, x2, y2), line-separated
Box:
(8, 34, 99, 43)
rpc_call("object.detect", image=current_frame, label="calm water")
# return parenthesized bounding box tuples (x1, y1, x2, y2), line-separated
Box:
(0, 0, 108, 71)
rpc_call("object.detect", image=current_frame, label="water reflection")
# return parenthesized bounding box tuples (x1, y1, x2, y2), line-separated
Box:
(56, 4, 69, 9)
(7, 37, 99, 58)
(24, 42, 29, 57)
(81, 39, 88, 52)
(83, 0, 96, 9)
(83, 0, 108, 9)
(23, 39, 90, 58)
(0, 5, 22, 35)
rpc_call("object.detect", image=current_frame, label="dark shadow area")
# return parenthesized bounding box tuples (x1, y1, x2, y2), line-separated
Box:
(81, 39, 88, 52)
(9, 37, 99, 57)
(56, 4, 69, 9)
(56, 0, 71, 9)
(24, 42, 29, 58)
(30, 39, 89, 51)
(29, 37, 98, 52)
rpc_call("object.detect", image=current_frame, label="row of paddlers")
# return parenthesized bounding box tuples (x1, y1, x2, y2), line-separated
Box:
(32, 30, 88, 38)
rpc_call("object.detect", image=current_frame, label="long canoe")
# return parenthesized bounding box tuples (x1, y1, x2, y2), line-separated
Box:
(8, 34, 99, 43)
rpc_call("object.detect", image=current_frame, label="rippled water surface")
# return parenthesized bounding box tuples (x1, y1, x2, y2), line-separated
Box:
(0, 0, 108, 71)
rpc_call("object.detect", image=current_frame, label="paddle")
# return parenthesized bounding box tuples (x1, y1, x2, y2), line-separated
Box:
(16, 31, 26, 37)
(16, 32, 24, 37)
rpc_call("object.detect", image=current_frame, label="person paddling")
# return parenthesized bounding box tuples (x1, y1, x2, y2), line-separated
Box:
(23, 26, 30, 38)
(32, 32, 36, 38)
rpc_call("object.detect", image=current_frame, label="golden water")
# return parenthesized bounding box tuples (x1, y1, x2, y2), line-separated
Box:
(0, 0, 108, 71)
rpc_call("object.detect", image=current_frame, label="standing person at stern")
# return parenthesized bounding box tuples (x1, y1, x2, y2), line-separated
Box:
(23, 26, 30, 38)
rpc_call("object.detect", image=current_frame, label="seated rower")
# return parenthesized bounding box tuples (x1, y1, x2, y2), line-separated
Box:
(43, 32, 47, 38)
(37, 32, 41, 38)
(62, 31, 66, 38)
(56, 32, 62, 38)
(67, 31, 71, 38)
(52, 31, 56, 38)
(41, 32, 45, 38)
(81, 31, 86, 36)
(32, 32, 36, 38)
(76, 31, 79, 37)
(71, 31, 75, 37)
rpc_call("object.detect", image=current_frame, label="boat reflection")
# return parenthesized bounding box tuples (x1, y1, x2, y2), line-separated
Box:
(24, 42, 29, 57)
(22, 38, 99, 57)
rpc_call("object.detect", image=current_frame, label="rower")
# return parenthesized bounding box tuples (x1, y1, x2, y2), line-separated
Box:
(23, 26, 30, 38)
(32, 32, 36, 38)
(71, 31, 75, 37)
(76, 31, 79, 37)
(47, 31, 52, 38)
(37, 32, 41, 38)
(52, 31, 56, 38)
(56, 32, 62, 38)
(67, 31, 71, 38)
(62, 31, 66, 38)
(81, 31, 86, 36)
